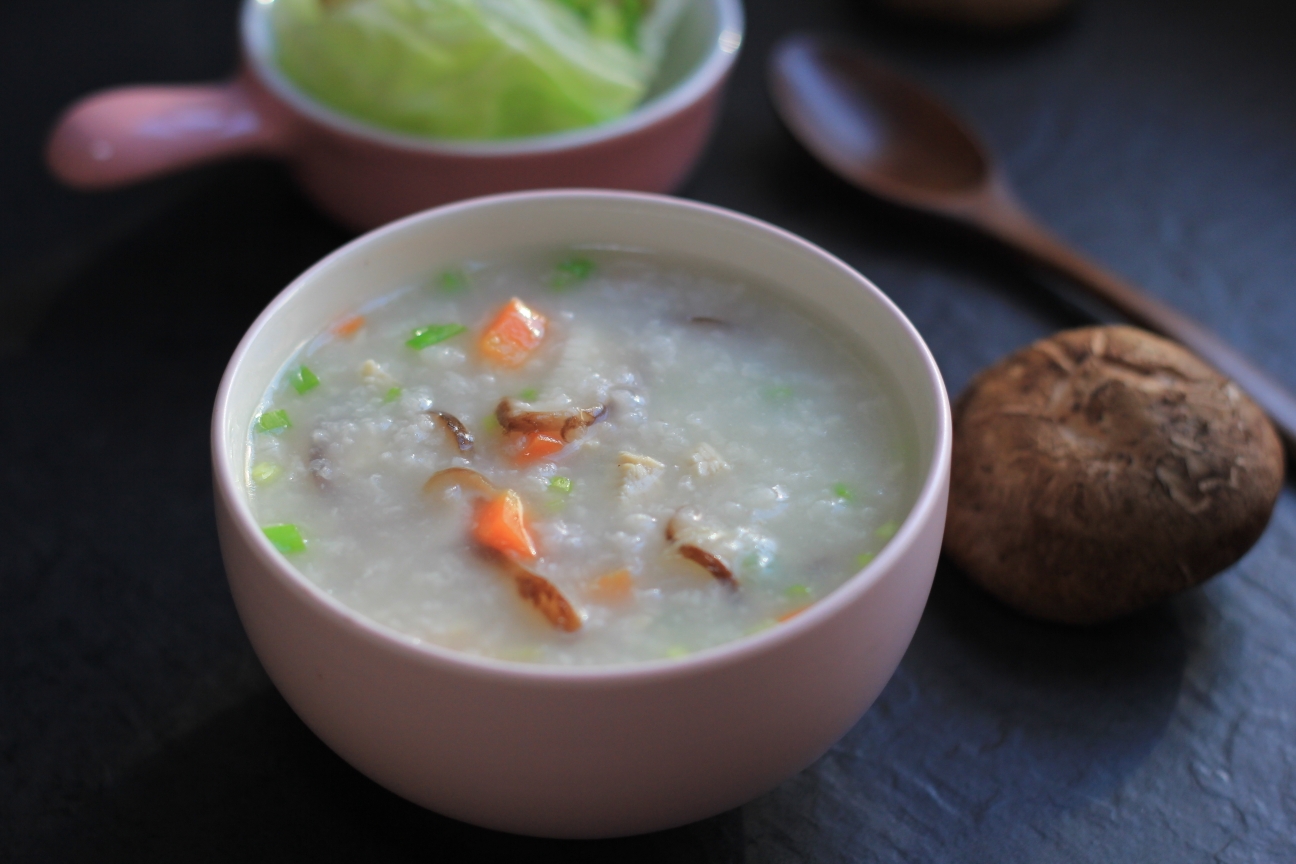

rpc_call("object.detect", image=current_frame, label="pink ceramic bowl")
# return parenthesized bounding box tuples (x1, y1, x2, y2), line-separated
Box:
(212, 190, 952, 838)
(46, 0, 744, 230)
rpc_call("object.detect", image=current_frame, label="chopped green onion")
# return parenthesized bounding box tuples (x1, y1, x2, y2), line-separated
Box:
(251, 462, 282, 484)
(785, 584, 811, 600)
(665, 645, 690, 659)
(263, 523, 306, 554)
(875, 520, 899, 541)
(762, 384, 794, 402)
(437, 268, 469, 293)
(518, 387, 539, 401)
(549, 255, 595, 289)
(480, 412, 501, 432)
(549, 476, 573, 494)
(406, 323, 467, 350)
(257, 409, 292, 432)
(289, 365, 320, 395)
(856, 552, 875, 569)
(383, 386, 402, 403)
(832, 483, 854, 501)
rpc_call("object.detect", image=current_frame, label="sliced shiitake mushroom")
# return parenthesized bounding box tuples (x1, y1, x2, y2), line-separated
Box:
(495, 398, 605, 442)
(427, 410, 474, 454)
(677, 544, 736, 587)
(665, 509, 737, 587)
(424, 468, 581, 632)
(307, 444, 332, 492)
(422, 466, 497, 499)
(479, 548, 582, 633)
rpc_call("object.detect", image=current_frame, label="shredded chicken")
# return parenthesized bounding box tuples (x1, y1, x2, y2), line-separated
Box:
(690, 443, 729, 477)
(618, 451, 665, 497)
(359, 359, 396, 388)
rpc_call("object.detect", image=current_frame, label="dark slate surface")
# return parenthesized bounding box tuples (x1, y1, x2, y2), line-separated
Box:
(2, 0, 1294, 860)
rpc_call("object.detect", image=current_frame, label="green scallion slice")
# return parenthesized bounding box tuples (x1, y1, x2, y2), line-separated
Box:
(263, 523, 306, 554)
(762, 384, 794, 403)
(875, 520, 899, 541)
(856, 552, 875, 569)
(407, 323, 467, 350)
(549, 476, 573, 494)
(289, 365, 320, 395)
(251, 462, 282, 484)
(549, 256, 595, 289)
(258, 409, 291, 432)
(519, 387, 539, 401)
(437, 268, 469, 293)
(832, 483, 854, 501)
(785, 584, 811, 600)
(383, 386, 402, 403)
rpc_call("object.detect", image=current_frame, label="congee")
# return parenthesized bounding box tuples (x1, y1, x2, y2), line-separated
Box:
(247, 248, 916, 665)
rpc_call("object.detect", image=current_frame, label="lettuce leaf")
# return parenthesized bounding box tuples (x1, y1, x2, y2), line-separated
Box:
(271, 0, 685, 139)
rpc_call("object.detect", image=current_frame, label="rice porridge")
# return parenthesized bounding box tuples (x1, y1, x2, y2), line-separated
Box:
(246, 248, 916, 665)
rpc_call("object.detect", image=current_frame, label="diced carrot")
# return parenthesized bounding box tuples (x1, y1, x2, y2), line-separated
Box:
(479, 298, 546, 367)
(472, 490, 537, 560)
(333, 315, 366, 338)
(506, 430, 565, 464)
(777, 605, 810, 623)
(588, 569, 634, 604)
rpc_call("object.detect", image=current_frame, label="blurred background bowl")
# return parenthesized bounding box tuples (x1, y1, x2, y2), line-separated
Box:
(46, 0, 745, 230)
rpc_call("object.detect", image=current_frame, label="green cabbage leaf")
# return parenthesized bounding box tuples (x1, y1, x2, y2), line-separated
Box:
(271, 0, 686, 139)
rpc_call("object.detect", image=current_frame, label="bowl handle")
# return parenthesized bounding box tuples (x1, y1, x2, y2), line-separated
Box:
(45, 75, 294, 189)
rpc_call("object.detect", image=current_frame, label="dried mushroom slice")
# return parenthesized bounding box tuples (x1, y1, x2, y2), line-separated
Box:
(479, 548, 583, 632)
(422, 466, 497, 500)
(495, 398, 606, 443)
(428, 410, 474, 454)
(307, 443, 333, 492)
(665, 508, 737, 588)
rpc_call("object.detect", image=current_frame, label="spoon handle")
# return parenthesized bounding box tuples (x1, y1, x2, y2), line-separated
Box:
(974, 194, 1296, 460)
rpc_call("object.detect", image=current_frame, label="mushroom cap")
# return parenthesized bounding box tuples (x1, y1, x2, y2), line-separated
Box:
(946, 325, 1284, 625)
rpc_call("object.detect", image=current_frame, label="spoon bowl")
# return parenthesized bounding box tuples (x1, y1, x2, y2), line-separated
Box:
(769, 33, 1296, 460)
(771, 36, 989, 204)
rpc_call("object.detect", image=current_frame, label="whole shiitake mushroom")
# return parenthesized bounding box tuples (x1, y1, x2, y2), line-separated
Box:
(878, 0, 1074, 30)
(945, 325, 1284, 625)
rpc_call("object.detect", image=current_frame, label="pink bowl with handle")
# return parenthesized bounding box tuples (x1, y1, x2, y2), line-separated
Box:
(212, 189, 952, 837)
(46, 0, 744, 230)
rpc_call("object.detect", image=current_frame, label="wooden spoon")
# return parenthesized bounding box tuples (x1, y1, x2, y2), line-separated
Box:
(769, 34, 1296, 458)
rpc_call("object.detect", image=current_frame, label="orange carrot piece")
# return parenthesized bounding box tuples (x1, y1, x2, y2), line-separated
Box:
(479, 298, 546, 367)
(777, 605, 810, 623)
(507, 429, 565, 464)
(333, 315, 366, 337)
(472, 490, 537, 560)
(589, 569, 634, 604)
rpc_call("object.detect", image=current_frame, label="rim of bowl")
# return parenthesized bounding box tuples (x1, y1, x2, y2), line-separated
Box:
(212, 189, 952, 686)
(240, 0, 746, 156)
